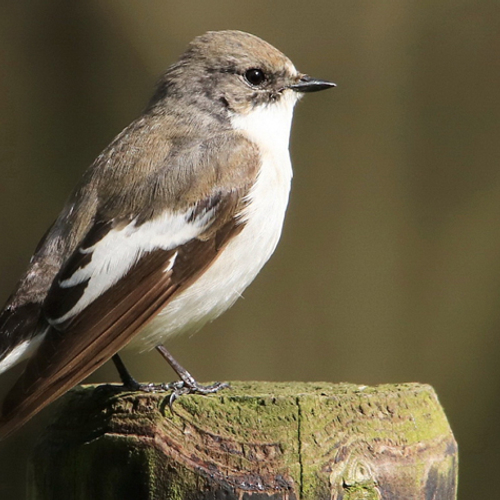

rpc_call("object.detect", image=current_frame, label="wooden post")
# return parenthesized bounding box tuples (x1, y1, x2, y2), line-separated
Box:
(27, 382, 457, 499)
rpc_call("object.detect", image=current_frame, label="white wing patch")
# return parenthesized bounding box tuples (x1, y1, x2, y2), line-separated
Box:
(49, 207, 214, 325)
(164, 251, 178, 273)
(0, 329, 47, 375)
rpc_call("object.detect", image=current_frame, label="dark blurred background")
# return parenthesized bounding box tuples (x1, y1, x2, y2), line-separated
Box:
(0, 1, 499, 498)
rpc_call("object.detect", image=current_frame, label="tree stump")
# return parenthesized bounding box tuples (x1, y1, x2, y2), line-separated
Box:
(27, 382, 457, 499)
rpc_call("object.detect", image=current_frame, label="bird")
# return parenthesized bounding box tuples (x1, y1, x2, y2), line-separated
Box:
(0, 30, 335, 439)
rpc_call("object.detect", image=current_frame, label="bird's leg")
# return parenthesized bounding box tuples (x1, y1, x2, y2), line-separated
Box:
(156, 345, 229, 406)
(112, 354, 168, 392)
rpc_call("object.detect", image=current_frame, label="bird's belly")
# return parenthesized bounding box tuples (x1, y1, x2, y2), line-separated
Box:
(129, 154, 292, 351)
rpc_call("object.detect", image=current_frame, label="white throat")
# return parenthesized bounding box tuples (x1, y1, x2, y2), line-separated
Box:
(230, 91, 298, 154)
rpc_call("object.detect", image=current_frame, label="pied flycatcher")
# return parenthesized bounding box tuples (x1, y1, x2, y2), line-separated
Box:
(0, 30, 335, 438)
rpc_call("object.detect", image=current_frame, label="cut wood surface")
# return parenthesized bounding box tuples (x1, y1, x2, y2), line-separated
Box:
(28, 382, 457, 499)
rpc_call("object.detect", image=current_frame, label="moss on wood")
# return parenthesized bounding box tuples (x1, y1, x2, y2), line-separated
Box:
(28, 382, 457, 500)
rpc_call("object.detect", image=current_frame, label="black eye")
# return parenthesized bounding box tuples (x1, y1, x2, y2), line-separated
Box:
(244, 68, 266, 87)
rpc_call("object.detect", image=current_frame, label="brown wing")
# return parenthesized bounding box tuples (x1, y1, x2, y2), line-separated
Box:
(0, 190, 247, 439)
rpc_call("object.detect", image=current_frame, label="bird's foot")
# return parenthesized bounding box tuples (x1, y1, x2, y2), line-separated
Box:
(111, 349, 230, 406)
(166, 379, 230, 407)
(155, 344, 230, 406)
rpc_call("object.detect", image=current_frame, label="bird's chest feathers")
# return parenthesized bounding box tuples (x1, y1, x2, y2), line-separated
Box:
(231, 99, 294, 262)
(231, 97, 294, 220)
(182, 100, 295, 315)
(133, 102, 294, 348)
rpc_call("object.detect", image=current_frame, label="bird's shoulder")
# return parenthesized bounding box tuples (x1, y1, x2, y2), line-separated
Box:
(89, 113, 261, 221)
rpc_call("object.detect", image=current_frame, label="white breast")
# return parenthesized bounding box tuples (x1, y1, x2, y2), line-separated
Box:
(132, 93, 297, 350)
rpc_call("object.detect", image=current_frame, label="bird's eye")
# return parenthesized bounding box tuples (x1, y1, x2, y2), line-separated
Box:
(244, 68, 267, 87)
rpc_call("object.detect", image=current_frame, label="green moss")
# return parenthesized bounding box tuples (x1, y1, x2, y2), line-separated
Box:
(30, 382, 457, 500)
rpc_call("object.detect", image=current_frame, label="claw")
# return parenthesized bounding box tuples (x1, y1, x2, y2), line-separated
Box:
(168, 391, 179, 409)
(165, 380, 230, 410)
(154, 345, 230, 408)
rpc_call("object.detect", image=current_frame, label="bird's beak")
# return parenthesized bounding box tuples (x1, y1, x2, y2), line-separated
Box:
(288, 74, 336, 93)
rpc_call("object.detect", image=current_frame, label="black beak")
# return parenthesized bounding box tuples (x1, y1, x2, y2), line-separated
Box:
(289, 75, 336, 93)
